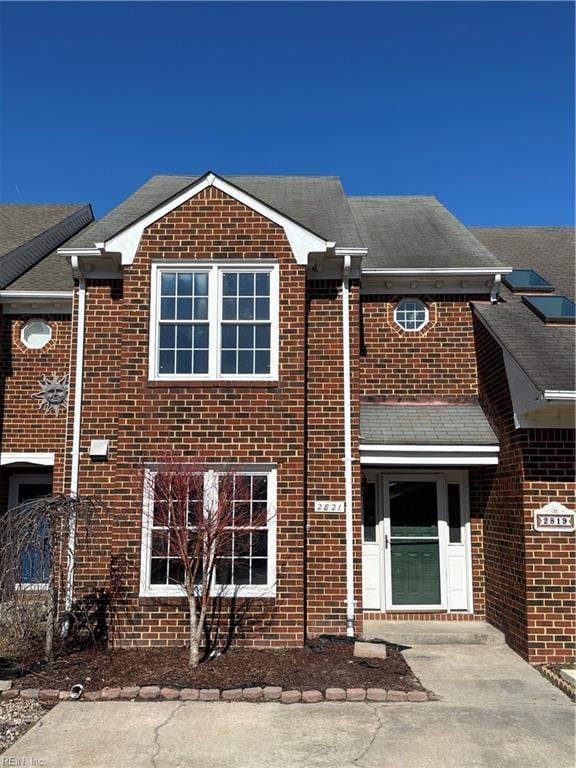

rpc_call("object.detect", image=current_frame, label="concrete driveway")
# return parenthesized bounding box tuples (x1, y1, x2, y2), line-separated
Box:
(2, 644, 574, 768)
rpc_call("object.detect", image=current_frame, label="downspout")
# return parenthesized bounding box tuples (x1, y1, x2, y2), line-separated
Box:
(341, 254, 355, 637)
(490, 273, 501, 304)
(65, 257, 86, 612)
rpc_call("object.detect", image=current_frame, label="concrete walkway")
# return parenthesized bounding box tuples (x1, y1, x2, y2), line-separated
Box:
(2, 644, 574, 768)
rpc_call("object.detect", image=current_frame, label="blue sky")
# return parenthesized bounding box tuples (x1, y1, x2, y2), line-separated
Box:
(0, 1, 573, 225)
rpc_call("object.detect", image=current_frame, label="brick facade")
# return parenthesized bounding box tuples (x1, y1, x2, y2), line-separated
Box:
(0, 187, 573, 665)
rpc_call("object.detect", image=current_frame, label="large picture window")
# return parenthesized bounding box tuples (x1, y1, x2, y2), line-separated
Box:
(141, 467, 277, 597)
(150, 264, 278, 380)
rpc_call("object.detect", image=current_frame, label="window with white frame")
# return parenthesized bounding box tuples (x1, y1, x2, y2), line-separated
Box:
(393, 299, 429, 332)
(150, 264, 278, 380)
(141, 467, 276, 597)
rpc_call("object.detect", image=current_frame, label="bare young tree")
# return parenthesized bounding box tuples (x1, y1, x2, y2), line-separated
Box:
(144, 460, 272, 668)
(0, 493, 101, 663)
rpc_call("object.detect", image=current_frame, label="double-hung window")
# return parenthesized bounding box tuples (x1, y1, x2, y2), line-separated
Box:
(150, 264, 278, 380)
(141, 467, 277, 597)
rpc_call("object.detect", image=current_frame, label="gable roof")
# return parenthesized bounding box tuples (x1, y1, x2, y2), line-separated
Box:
(471, 227, 575, 394)
(350, 196, 505, 271)
(0, 204, 93, 289)
(65, 174, 364, 251)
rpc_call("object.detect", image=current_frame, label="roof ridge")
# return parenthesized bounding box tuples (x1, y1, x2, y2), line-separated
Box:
(349, 195, 438, 201)
(470, 225, 575, 231)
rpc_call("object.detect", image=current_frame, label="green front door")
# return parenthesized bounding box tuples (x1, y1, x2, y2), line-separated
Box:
(387, 480, 442, 606)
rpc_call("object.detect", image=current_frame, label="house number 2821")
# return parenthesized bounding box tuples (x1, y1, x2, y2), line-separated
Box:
(314, 501, 345, 513)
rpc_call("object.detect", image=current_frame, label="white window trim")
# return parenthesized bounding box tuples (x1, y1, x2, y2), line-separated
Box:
(140, 466, 277, 598)
(8, 473, 53, 590)
(393, 298, 429, 332)
(149, 262, 279, 381)
(20, 319, 52, 350)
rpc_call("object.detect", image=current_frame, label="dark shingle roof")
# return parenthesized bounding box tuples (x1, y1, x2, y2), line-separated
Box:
(66, 174, 364, 250)
(0, 204, 93, 289)
(471, 228, 575, 393)
(350, 196, 505, 270)
(7, 247, 74, 291)
(360, 404, 498, 445)
(470, 227, 575, 299)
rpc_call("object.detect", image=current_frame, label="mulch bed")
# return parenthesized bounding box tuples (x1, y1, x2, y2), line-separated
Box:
(13, 640, 424, 694)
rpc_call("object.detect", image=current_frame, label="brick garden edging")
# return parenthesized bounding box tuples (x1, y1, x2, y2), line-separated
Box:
(1, 683, 431, 704)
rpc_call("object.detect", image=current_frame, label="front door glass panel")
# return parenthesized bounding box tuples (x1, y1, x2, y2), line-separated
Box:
(389, 480, 441, 605)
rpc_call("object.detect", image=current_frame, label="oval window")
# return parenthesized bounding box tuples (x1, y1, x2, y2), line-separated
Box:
(394, 299, 429, 332)
(21, 319, 52, 349)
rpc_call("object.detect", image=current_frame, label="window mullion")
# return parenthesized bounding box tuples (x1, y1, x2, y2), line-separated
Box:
(211, 267, 220, 378)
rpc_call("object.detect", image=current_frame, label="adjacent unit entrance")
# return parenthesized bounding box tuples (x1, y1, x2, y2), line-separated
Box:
(362, 472, 472, 613)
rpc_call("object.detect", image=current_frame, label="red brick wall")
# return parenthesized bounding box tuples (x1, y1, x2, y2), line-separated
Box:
(474, 319, 530, 656)
(523, 429, 575, 664)
(305, 279, 363, 638)
(474, 318, 575, 663)
(73, 187, 310, 648)
(0, 311, 72, 505)
(360, 295, 481, 397)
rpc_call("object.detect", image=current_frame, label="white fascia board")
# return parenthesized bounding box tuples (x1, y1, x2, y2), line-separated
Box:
(362, 267, 513, 275)
(58, 247, 102, 257)
(544, 390, 576, 401)
(1, 452, 55, 466)
(0, 291, 73, 314)
(0, 291, 73, 300)
(359, 444, 499, 453)
(103, 173, 330, 267)
(335, 247, 367, 256)
(360, 453, 499, 466)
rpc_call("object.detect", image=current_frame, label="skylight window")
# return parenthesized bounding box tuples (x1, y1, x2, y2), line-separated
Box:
(503, 270, 553, 293)
(522, 295, 576, 325)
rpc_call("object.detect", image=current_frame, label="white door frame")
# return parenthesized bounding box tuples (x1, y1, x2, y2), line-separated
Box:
(382, 473, 448, 611)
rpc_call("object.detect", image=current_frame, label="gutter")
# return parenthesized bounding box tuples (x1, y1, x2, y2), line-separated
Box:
(65, 258, 87, 611)
(341, 254, 355, 637)
(543, 390, 576, 401)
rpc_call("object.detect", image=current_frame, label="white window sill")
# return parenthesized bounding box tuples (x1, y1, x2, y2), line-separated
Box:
(140, 585, 276, 599)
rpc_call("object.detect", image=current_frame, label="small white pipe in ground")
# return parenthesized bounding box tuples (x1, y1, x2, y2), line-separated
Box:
(65, 266, 86, 612)
(341, 254, 355, 637)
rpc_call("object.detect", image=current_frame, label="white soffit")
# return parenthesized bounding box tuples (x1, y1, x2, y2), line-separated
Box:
(104, 174, 332, 266)
(503, 351, 576, 428)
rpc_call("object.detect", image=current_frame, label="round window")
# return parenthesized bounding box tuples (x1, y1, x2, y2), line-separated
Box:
(394, 299, 429, 332)
(21, 319, 52, 349)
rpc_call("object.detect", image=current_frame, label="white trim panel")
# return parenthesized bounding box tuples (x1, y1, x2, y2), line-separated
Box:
(360, 444, 499, 453)
(1, 452, 55, 467)
(361, 453, 499, 466)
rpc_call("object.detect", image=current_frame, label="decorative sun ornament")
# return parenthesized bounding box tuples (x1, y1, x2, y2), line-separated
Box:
(32, 373, 69, 416)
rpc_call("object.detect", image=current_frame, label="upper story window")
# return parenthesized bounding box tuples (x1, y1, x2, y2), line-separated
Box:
(21, 319, 52, 350)
(150, 263, 278, 381)
(393, 299, 429, 332)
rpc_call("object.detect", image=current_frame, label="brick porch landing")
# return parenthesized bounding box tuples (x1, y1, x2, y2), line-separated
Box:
(362, 620, 505, 646)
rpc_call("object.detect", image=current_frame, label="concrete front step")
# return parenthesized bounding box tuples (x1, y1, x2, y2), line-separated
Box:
(362, 620, 506, 646)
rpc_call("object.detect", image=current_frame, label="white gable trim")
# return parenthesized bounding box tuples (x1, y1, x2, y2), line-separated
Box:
(103, 173, 332, 267)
